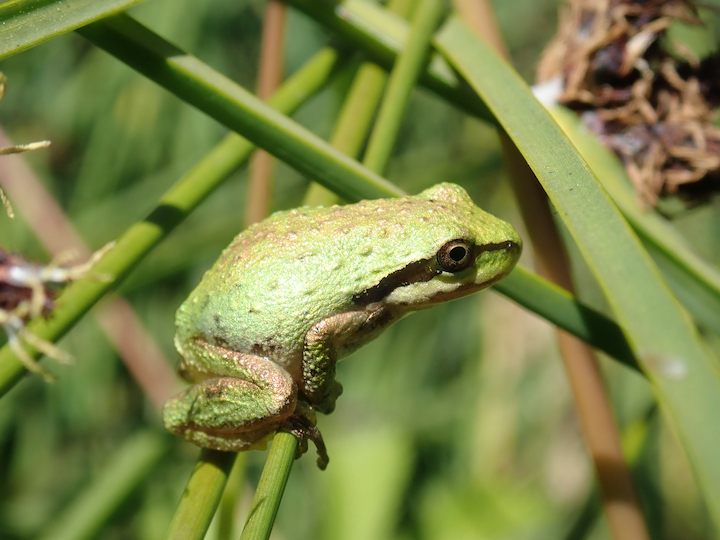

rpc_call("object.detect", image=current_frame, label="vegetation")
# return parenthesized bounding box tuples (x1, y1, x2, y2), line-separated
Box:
(0, 0, 719, 539)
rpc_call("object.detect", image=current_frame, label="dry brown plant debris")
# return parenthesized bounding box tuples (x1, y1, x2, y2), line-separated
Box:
(538, 0, 720, 208)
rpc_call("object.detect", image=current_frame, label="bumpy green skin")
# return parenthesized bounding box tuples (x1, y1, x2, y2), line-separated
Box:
(163, 183, 521, 457)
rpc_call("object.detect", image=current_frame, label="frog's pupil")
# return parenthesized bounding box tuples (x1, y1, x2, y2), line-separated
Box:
(449, 246, 467, 262)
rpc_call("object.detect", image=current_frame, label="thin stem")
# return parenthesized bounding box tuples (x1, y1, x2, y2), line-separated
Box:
(239, 433, 298, 540)
(165, 450, 237, 540)
(363, 0, 445, 174)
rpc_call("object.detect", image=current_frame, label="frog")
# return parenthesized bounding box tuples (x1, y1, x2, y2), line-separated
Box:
(162, 183, 521, 468)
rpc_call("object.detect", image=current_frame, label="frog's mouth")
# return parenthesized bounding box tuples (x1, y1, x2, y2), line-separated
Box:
(352, 240, 521, 308)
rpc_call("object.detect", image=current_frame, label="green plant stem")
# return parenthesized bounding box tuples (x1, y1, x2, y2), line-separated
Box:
(0, 45, 347, 397)
(165, 449, 237, 540)
(239, 433, 298, 540)
(363, 0, 445, 174)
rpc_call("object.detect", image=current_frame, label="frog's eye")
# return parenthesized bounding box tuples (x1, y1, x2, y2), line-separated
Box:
(437, 239, 474, 273)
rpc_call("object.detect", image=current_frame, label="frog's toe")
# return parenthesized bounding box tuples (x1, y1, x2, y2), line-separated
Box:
(280, 413, 329, 470)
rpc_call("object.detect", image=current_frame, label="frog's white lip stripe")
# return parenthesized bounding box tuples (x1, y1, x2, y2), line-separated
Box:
(352, 240, 519, 307)
(383, 271, 507, 307)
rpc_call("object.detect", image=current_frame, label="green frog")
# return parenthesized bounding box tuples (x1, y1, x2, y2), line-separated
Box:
(163, 183, 521, 468)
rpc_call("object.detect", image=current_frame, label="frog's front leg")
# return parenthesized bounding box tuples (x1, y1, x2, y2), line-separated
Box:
(302, 306, 397, 414)
(162, 339, 297, 452)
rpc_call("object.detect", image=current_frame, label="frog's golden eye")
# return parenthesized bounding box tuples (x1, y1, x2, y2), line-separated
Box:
(437, 239, 474, 273)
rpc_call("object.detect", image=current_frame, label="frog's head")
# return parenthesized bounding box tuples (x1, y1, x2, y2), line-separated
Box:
(353, 183, 522, 309)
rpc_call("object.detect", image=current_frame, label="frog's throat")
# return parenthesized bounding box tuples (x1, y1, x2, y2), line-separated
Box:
(352, 240, 518, 307)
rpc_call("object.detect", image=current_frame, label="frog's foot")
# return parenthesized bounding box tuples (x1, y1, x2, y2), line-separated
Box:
(280, 405, 329, 470)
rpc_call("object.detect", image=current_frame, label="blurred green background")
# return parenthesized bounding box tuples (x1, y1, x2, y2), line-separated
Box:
(1, 0, 717, 538)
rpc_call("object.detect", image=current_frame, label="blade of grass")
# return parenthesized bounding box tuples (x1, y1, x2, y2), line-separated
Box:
(0, 45, 348, 396)
(77, 14, 403, 203)
(216, 453, 247, 540)
(454, 4, 649, 536)
(165, 449, 237, 540)
(436, 16, 720, 530)
(0, 0, 147, 60)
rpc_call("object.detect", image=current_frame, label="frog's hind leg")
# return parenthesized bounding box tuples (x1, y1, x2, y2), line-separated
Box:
(163, 376, 295, 451)
(163, 343, 298, 452)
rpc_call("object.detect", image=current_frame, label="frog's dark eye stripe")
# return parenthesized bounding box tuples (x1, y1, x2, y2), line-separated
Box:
(352, 257, 438, 306)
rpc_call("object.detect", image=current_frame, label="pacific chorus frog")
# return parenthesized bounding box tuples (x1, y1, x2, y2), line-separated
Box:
(162, 183, 522, 468)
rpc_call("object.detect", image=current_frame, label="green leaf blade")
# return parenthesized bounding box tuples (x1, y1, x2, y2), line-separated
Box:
(435, 16, 720, 530)
(0, 0, 147, 60)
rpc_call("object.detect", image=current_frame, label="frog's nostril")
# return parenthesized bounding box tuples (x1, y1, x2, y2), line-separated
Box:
(505, 240, 521, 256)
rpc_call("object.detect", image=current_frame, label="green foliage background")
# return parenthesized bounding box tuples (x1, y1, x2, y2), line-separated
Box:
(0, 0, 718, 539)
